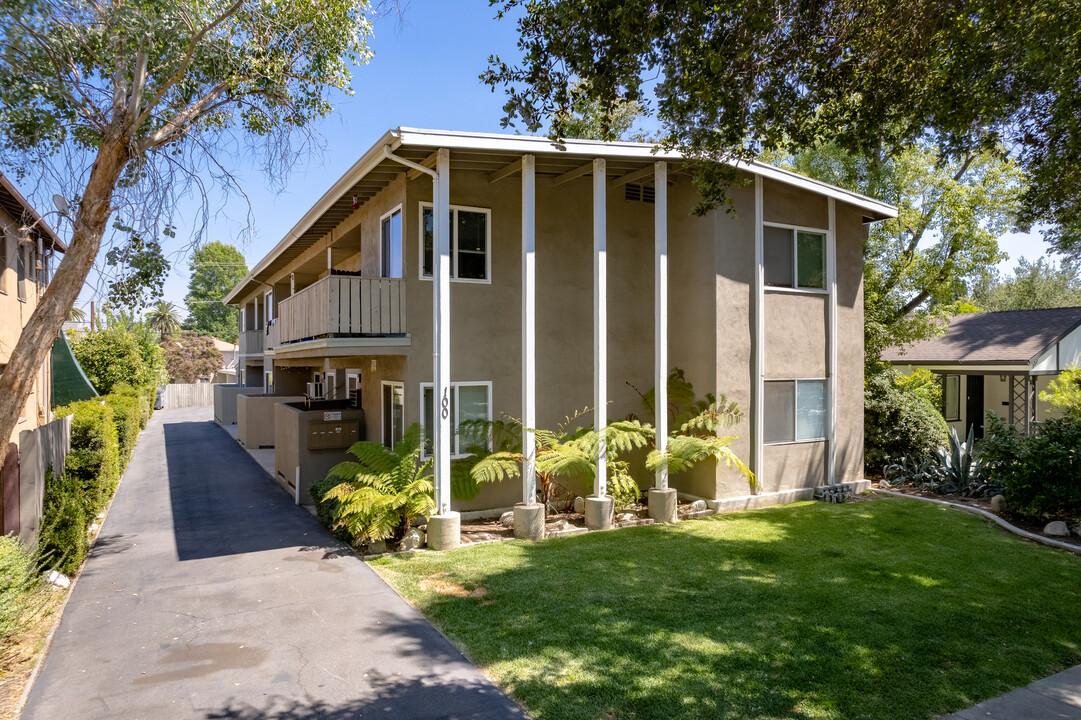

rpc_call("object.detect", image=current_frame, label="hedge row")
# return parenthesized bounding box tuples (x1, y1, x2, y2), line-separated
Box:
(38, 383, 156, 575)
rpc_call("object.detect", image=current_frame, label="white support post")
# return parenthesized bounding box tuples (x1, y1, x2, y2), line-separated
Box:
(290, 272, 295, 296)
(326, 247, 332, 273)
(753, 175, 765, 488)
(522, 154, 537, 505)
(654, 161, 669, 489)
(593, 158, 607, 497)
(434, 148, 452, 515)
(827, 198, 838, 485)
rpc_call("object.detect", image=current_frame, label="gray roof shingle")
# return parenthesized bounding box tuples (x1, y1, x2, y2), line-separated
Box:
(882, 307, 1081, 364)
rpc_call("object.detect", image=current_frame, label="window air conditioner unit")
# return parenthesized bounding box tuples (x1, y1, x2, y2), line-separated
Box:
(306, 382, 324, 399)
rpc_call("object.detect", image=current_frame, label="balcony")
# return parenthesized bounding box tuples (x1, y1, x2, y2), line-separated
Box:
(277, 275, 406, 345)
(239, 329, 263, 356)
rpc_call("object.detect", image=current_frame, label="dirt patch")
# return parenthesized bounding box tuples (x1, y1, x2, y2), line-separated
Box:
(419, 573, 488, 599)
(0, 588, 64, 719)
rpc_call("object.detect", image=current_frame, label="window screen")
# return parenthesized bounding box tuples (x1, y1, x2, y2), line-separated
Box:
(764, 381, 796, 443)
(764, 226, 793, 287)
(16, 243, 25, 301)
(943, 375, 960, 421)
(795, 380, 827, 440)
(797, 232, 826, 289)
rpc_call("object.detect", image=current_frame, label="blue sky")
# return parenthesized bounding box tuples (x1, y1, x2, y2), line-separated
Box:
(76, 0, 1050, 315)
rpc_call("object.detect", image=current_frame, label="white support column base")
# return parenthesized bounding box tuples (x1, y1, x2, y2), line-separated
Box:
(647, 487, 678, 524)
(584, 495, 614, 531)
(426, 512, 460, 551)
(512, 502, 545, 541)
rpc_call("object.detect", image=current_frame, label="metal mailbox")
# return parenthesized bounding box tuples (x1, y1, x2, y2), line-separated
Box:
(306, 420, 360, 450)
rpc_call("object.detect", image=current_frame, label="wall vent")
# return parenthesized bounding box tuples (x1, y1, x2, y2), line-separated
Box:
(625, 183, 655, 203)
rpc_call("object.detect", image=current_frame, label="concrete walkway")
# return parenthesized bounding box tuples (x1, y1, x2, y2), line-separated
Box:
(22, 405, 526, 720)
(943, 666, 1081, 719)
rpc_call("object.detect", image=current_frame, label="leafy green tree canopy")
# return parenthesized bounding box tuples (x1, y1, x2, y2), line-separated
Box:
(485, 0, 1080, 244)
(161, 335, 224, 384)
(969, 257, 1081, 311)
(185, 242, 247, 342)
(70, 327, 163, 394)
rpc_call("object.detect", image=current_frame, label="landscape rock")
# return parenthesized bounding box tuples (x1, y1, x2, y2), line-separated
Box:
(1043, 521, 1071, 537)
(96, 512, 105, 520)
(879, 479, 891, 490)
(990, 495, 1006, 513)
(88, 523, 100, 533)
(573, 496, 585, 514)
(45, 570, 70, 589)
(367, 539, 387, 555)
(687, 500, 707, 512)
(1073, 524, 1081, 538)
(616, 512, 637, 524)
(471, 532, 495, 542)
(500, 511, 514, 528)
(552, 518, 571, 531)
(400, 529, 425, 551)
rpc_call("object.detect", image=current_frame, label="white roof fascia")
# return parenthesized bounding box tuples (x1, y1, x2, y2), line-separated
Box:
(223, 129, 400, 305)
(396, 127, 898, 219)
(227, 126, 898, 304)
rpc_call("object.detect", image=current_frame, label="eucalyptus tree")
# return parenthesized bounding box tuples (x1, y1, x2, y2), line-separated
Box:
(0, 0, 378, 450)
(484, 0, 1080, 243)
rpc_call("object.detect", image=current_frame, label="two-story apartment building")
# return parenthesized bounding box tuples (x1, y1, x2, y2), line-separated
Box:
(225, 127, 895, 549)
(1, 173, 65, 447)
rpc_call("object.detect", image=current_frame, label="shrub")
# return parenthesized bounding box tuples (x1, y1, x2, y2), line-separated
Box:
(0, 535, 42, 642)
(980, 414, 1081, 516)
(113, 383, 151, 429)
(37, 469, 88, 575)
(865, 368, 949, 469)
(70, 327, 156, 395)
(1040, 366, 1081, 419)
(56, 400, 120, 518)
(104, 393, 140, 470)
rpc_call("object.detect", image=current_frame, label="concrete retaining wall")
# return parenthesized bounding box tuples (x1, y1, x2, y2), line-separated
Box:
(213, 385, 263, 425)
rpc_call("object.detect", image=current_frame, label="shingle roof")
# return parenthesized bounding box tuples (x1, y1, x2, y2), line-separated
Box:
(882, 307, 1081, 364)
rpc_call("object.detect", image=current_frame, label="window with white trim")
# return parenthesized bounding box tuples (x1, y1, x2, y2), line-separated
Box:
(764, 379, 827, 443)
(382, 381, 404, 450)
(419, 203, 490, 282)
(942, 374, 961, 422)
(764, 225, 826, 290)
(420, 381, 491, 457)
(380, 206, 403, 278)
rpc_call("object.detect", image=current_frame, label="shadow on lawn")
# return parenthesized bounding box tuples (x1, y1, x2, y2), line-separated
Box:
(377, 498, 1081, 720)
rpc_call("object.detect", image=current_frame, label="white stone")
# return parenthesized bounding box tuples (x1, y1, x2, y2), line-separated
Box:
(96, 512, 105, 520)
(400, 529, 425, 551)
(573, 496, 585, 514)
(499, 511, 514, 528)
(990, 495, 1006, 514)
(367, 539, 387, 555)
(879, 479, 891, 489)
(1043, 521, 1071, 537)
(45, 570, 70, 589)
(616, 512, 637, 524)
(88, 523, 100, 533)
(687, 500, 707, 512)
(552, 518, 571, 531)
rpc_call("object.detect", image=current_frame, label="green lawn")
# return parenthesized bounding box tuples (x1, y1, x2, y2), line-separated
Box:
(370, 496, 1081, 720)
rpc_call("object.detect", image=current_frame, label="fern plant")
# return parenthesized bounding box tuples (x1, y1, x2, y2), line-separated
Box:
(646, 400, 758, 492)
(317, 423, 435, 543)
(466, 408, 654, 511)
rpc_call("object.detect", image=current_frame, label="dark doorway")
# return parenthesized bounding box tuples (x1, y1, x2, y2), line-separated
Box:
(966, 375, 985, 439)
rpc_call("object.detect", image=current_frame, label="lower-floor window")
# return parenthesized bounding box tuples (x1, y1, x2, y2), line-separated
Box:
(764, 379, 827, 443)
(941, 374, 961, 421)
(421, 381, 491, 457)
(382, 381, 404, 450)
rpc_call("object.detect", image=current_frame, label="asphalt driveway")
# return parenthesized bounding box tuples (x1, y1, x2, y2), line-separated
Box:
(22, 405, 526, 719)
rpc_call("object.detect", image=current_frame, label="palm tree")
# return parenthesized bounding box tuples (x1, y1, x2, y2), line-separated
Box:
(66, 306, 86, 323)
(146, 300, 182, 341)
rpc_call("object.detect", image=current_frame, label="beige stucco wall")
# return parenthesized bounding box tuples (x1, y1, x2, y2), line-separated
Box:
(0, 206, 52, 447)
(243, 162, 874, 511)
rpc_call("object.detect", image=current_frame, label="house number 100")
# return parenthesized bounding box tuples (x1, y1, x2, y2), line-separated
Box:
(441, 387, 450, 420)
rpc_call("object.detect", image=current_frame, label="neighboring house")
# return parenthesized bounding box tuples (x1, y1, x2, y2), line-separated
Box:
(224, 127, 895, 537)
(0, 172, 66, 446)
(883, 307, 1081, 438)
(211, 337, 238, 384)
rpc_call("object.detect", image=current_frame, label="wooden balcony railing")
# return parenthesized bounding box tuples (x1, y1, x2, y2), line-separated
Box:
(239, 329, 263, 355)
(277, 275, 406, 344)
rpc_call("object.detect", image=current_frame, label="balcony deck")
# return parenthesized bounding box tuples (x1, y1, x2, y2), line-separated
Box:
(276, 275, 407, 346)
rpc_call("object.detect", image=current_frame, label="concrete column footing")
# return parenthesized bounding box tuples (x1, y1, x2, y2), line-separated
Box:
(513, 503, 545, 541)
(427, 512, 461, 551)
(584, 495, 614, 530)
(648, 487, 678, 523)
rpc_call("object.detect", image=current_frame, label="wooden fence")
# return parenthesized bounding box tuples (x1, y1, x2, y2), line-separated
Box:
(160, 383, 216, 409)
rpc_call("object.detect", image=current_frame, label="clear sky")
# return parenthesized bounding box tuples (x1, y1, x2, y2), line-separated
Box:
(75, 0, 1051, 315)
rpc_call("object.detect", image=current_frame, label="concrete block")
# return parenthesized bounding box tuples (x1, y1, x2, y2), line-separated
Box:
(427, 512, 461, 551)
(513, 503, 545, 541)
(648, 488, 678, 523)
(584, 495, 613, 530)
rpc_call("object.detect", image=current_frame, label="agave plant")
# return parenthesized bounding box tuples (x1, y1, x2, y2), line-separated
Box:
(935, 424, 983, 493)
(645, 398, 758, 492)
(317, 423, 435, 543)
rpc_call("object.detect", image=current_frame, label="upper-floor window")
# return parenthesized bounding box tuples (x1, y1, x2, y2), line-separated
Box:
(419, 203, 490, 282)
(16, 242, 26, 301)
(381, 206, 404, 279)
(764, 225, 826, 290)
(0, 230, 7, 295)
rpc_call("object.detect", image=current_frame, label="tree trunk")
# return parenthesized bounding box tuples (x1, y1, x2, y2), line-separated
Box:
(0, 138, 130, 452)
